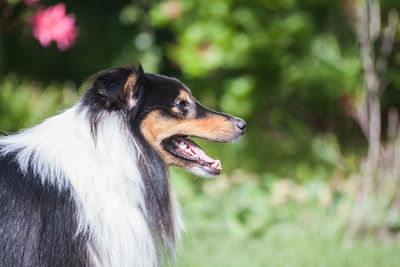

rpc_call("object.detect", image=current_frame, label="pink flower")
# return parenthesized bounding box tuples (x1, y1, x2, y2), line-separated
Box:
(24, 0, 40, 6)
(31, 3, 79, 51)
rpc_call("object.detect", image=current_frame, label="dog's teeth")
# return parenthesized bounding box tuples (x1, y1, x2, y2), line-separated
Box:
(178, 142, 186, 149)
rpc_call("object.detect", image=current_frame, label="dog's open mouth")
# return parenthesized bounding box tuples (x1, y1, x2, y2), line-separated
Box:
(163, 136, 222, 175)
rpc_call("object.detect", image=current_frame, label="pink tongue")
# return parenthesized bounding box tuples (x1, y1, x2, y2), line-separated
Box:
(175, 137, 216, 163)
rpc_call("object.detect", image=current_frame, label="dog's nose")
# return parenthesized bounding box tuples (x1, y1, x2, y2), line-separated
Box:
(235, 118, 247, 131)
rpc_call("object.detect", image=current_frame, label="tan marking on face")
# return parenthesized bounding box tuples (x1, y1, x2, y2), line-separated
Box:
(140, 110, 236, 166)
(178, 90, 190, 101)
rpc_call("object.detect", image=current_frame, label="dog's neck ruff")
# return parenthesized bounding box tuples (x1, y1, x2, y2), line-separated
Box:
(0, 105, 182, 267)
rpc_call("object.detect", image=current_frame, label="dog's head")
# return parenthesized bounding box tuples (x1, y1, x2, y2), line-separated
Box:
(83, 65, 246, 177)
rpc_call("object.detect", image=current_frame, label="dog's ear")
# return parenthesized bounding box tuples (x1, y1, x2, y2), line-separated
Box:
(94, 65, 144, 110)
(120, 66, 144, 110)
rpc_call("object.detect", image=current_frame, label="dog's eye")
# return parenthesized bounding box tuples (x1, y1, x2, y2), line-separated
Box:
(175, 100, 189, 111)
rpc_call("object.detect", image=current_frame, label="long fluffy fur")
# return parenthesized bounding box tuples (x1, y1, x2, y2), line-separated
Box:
(0, 103, 182, 266)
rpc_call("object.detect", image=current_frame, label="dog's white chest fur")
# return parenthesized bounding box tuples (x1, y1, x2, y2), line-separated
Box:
(0, 106, 182, 267)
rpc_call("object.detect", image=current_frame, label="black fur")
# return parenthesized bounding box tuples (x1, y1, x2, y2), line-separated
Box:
(0, 152, 90, 267)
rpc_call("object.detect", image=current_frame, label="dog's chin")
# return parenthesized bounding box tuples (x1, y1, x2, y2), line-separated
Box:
(184, 163, 221, 177)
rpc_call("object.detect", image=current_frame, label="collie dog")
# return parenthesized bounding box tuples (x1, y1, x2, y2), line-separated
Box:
(0, 65, 246, 267)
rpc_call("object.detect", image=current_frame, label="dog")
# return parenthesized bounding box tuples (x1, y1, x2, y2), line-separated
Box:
(0, 65, 246, 267)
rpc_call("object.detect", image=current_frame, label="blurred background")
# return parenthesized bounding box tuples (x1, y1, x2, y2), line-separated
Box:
(1, 0, 400, 266)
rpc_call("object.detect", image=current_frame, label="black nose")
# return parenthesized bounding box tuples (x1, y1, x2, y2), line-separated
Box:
(235, 118, 247, 131)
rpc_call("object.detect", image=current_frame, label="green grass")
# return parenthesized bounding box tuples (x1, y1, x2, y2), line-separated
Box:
(176, 206, 400, 267)
(177, 221, 400, 267)
(169, 169, 400, 267)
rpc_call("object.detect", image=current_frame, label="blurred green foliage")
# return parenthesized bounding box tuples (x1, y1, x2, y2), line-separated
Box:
(3, 0, 400, 181)
(1, 0, 400, 265)
(0, 74, 78, 132)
